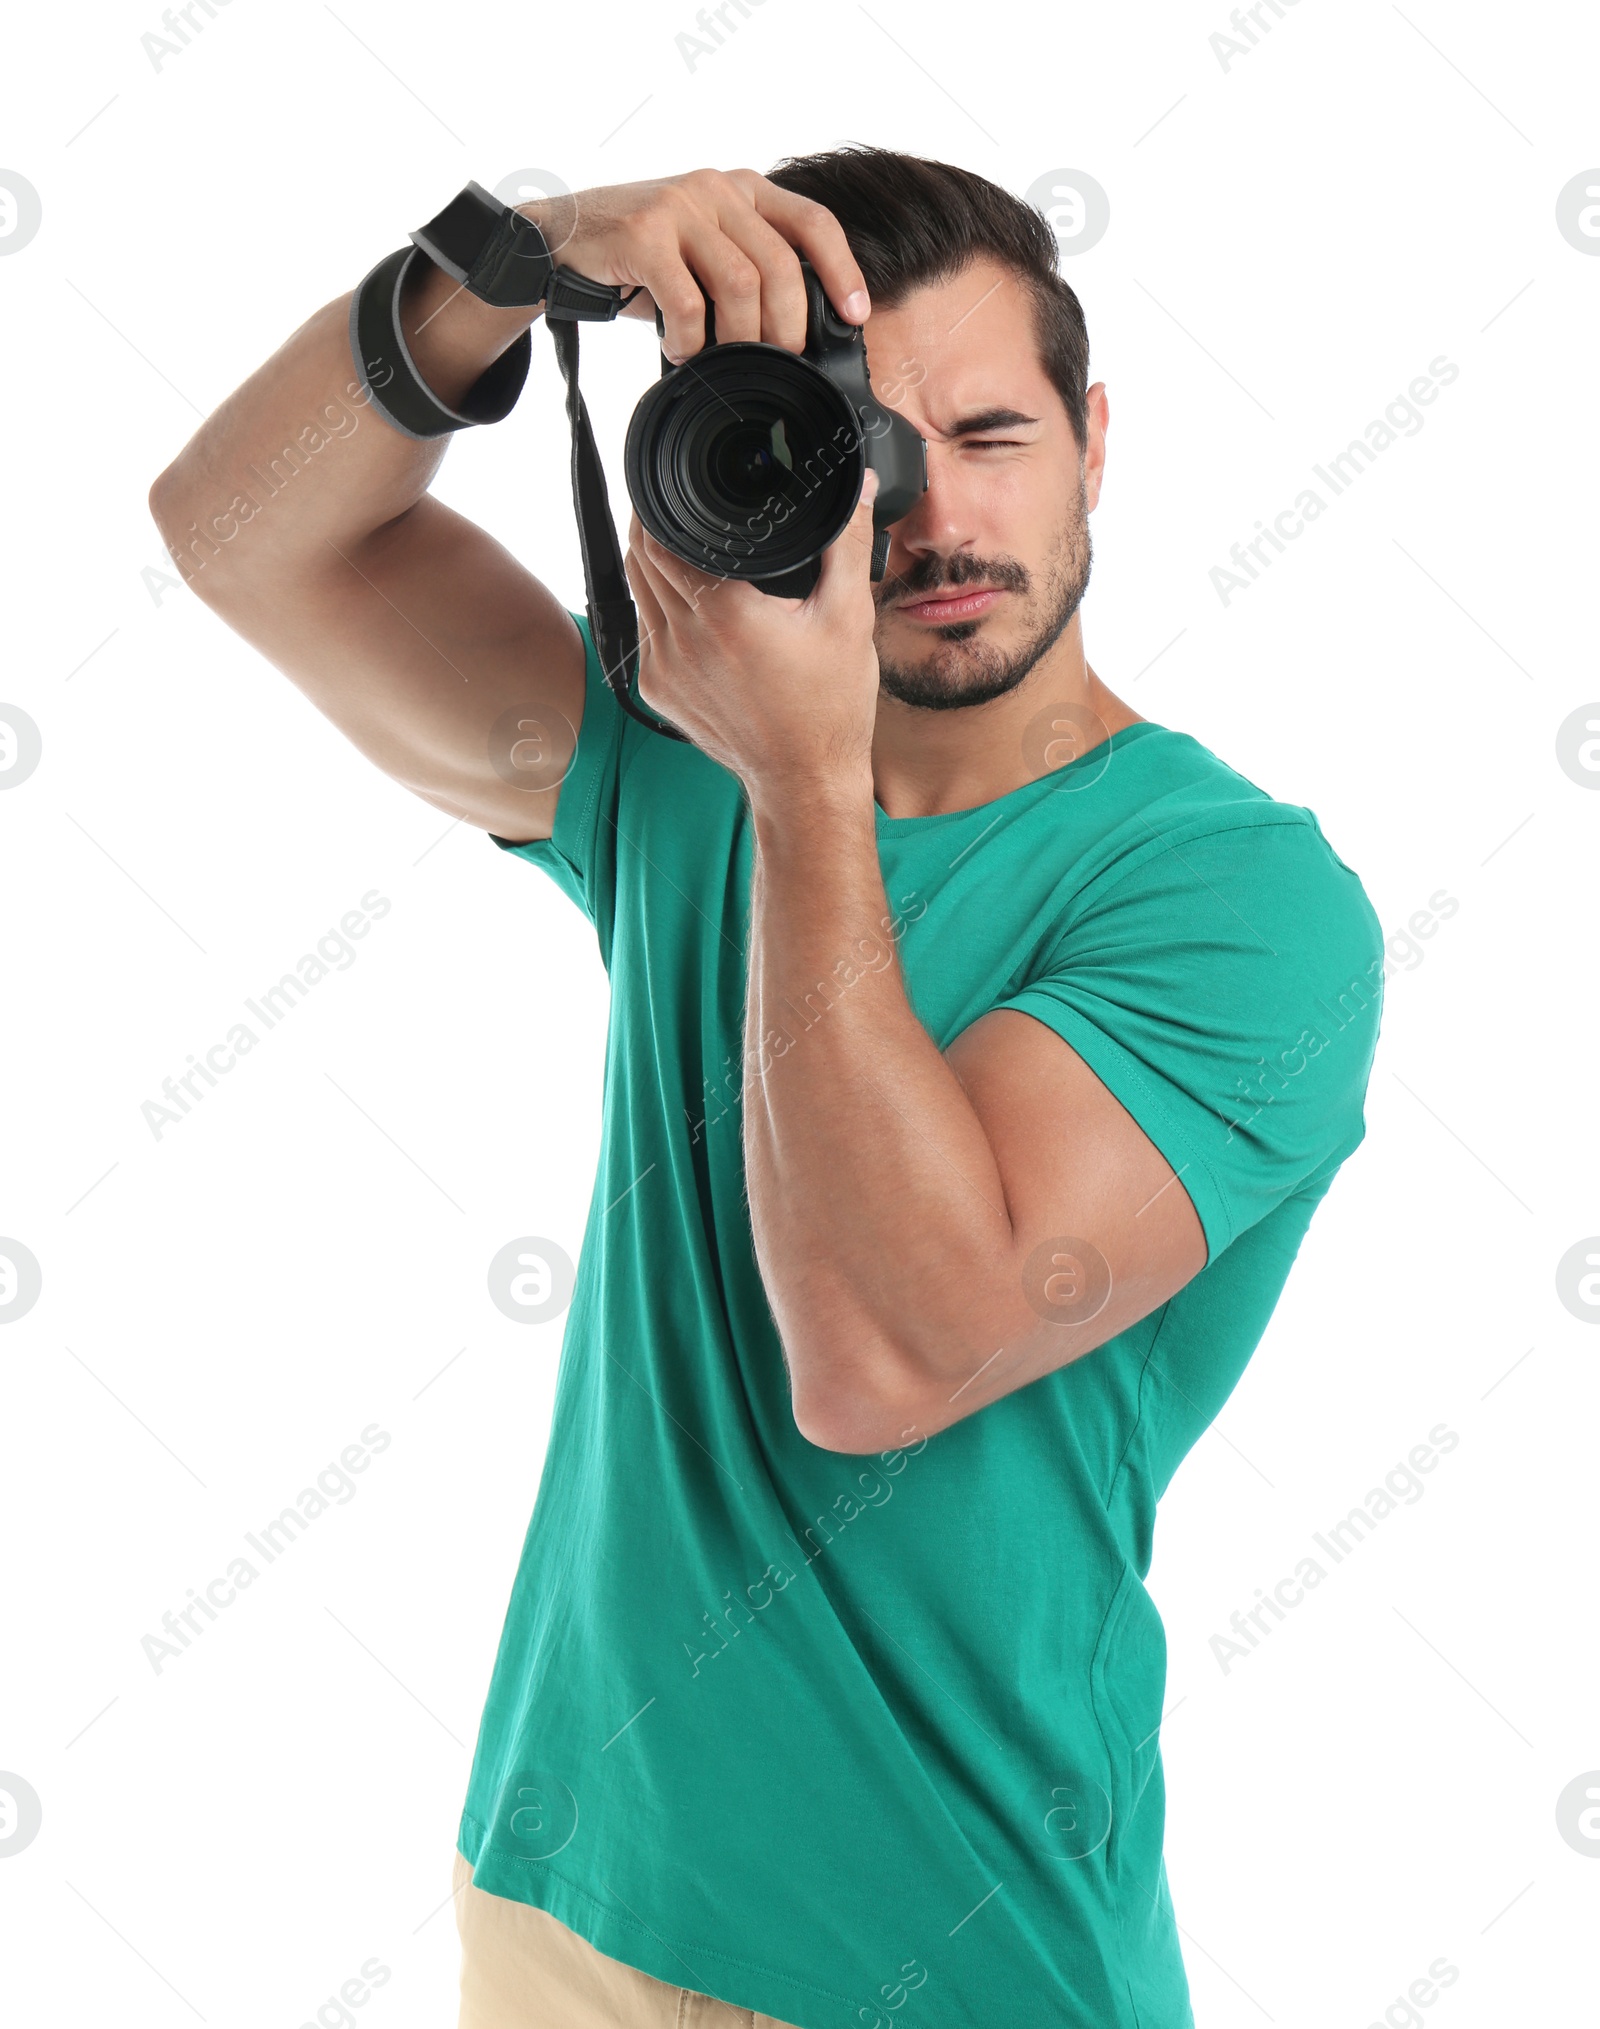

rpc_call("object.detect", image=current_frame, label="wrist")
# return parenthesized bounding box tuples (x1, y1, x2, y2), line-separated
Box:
(746, 762, 878, 849)
(513, 192, 579, 253)
(398, 255, 540, 407)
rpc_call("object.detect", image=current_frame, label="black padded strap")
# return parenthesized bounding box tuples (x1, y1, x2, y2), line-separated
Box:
(350, 246, 530, 441)
(545, 316, 689, 743)
(410, 180, 556, 308)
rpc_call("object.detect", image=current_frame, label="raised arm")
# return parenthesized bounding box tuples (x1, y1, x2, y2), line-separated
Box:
(145, 170, 872, 844)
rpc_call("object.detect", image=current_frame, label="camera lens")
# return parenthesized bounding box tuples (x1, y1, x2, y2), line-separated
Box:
(690, 401, 820, 533)
(625, 343, 864, 582)
(707, 416, 792, 505)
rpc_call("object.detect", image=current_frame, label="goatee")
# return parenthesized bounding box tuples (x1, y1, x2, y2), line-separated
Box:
(873, 487, 1093, 713)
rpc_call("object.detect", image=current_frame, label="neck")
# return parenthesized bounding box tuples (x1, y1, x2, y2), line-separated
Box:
(868, 617, 1142, 820)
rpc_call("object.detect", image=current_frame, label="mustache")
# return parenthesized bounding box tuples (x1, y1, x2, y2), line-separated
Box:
(874, 552, 1032, 604)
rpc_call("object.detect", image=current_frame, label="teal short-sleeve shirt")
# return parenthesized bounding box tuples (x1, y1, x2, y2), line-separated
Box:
(466, 610, 1385, 2028)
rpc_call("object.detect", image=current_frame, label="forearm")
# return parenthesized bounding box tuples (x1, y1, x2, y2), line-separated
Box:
(741, 777, 1017, 1449)
(148, 257, 539, 594)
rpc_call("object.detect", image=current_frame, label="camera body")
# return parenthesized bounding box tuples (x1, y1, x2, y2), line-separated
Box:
(624, 261, 927, 598)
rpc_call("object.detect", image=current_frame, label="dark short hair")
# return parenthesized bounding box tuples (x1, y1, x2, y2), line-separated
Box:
(765, 144, 1091, 458)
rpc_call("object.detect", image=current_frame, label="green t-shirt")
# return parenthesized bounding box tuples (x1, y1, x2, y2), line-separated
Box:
(462, 611, 1384, 2028)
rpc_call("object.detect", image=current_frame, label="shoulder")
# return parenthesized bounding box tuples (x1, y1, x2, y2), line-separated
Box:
(1087, 724, 1382, 955)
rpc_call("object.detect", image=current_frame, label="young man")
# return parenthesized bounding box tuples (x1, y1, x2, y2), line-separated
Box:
(149, 147, 1384, 2029)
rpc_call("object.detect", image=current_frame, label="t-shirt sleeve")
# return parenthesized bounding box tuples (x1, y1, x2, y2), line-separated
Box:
(988, 814, 1385, 1265)
(487, 610, 625, 939)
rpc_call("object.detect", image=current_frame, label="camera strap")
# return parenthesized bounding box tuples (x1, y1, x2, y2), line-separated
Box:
(541, 311, 690, 743)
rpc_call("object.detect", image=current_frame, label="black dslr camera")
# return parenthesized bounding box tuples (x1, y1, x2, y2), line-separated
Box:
(624, 261, 927, 599)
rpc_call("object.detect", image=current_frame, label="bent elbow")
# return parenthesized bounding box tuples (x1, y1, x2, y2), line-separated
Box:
(148, 464, 185, 530)
(789, 1356, 935, 1458)
(792, 1401, 887, 1456)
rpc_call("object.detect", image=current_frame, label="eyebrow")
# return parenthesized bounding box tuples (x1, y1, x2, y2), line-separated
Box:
(938, 407, 1042, 438)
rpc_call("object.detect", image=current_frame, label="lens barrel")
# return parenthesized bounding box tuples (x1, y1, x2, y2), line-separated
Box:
(625, 342, 865, 583)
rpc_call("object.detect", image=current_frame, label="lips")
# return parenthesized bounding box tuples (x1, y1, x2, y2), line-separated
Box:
(897, 587, 1006, 623)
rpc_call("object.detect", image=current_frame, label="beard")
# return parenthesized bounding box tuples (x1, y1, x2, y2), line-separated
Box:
(872, 479, 1093, 713)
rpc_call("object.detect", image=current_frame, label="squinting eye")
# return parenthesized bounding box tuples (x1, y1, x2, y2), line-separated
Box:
(970, 439, 1023, 449)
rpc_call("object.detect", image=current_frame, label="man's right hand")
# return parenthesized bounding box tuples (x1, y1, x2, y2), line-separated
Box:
(518, 168, 871, 364)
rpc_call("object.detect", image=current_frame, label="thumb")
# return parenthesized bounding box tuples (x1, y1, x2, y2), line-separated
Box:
(813, 467, 879, 608)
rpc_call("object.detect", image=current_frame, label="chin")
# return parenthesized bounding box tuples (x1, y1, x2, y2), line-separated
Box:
(877, 643, 1034, 713)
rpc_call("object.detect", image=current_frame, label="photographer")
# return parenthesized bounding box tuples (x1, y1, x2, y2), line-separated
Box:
(149, 147, 1383, 2029)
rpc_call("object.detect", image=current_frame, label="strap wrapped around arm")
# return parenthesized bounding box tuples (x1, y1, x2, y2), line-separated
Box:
(349, 246, 531, 441)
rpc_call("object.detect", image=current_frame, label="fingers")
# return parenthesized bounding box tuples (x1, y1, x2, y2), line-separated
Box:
(635, 521, 729, 618)
(671, 213, 768, 353)
(629, 520, 675, 609)
(624, 514, 672, 649)
(530, 171, 869, 357)
(637, 214, 720, 363)
(638, 170, 870, 360)
(812, 469, 880, 609)
(709, 198, 811, 352)
(746, 180, 871, 327)
(631, 173, 769, 360)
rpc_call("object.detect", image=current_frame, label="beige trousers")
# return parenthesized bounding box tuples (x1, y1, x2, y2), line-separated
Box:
(451, 1848, 804, 2029)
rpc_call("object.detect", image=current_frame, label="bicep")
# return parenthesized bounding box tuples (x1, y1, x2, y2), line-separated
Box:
(943, 1006, 1208, 1397)
(183, 492, 588, 842)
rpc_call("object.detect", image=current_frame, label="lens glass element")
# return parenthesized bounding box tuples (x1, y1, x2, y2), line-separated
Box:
(625, 344, 863, 581)
(708, 416, 794, 505)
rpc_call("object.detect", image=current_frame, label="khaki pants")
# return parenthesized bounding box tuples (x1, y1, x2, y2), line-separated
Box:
(452, 1849, 804, 2029)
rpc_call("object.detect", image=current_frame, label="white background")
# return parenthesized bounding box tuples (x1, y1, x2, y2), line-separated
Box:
(1, 1, 1596, 2025)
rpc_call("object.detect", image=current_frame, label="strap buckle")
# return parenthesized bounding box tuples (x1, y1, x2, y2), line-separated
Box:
(544, 265, 629, 322)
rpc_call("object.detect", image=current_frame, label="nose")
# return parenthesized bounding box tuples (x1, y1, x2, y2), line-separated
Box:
(882, 440, 979, 570)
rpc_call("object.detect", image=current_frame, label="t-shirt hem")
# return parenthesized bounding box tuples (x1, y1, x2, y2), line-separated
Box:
(456, 1808, 864, 2026)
